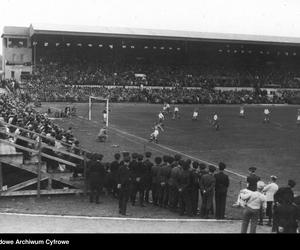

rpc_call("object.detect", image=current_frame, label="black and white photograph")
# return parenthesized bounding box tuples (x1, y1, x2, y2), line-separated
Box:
(0, 0, 300, 237)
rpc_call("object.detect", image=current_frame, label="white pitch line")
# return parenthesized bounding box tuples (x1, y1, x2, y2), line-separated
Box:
(0, 212, 239, 223)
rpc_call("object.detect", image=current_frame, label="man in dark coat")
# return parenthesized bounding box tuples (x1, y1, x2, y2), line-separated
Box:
(190, 161, 200, 216)
(158, 155, 171, 208)
(168, 157, 181, 211)
(151, 156, 162, 206)
(247, 167, 260, 191)
(273, 182, 298, 234)
(274, 179, 296, 204)
(131, 154, 146, 207)
(198, 163, 208, 200)
(129, 153, 138, 204)
(178, 161, 193, 216)
(117, 156, 132, 215)
(109, 153, 121, 198)
(214, 162, 230, 219)
(87, 153, 106, 204)
(143, 151, 154, 203)
(199, 165, 216, 218)
(273, 179, 297, 232)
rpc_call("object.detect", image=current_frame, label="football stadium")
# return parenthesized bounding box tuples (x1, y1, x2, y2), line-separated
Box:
(1, 22, 300, 231)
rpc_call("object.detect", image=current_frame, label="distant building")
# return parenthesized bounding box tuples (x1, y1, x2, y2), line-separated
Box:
(1, 26, 32, 81)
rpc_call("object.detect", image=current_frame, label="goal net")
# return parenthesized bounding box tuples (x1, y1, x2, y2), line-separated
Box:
(88, 96, 109, 127)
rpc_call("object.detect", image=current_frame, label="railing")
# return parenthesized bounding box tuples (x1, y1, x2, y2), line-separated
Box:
(0, 120, 90, 156)
(0, 125, 88, 197)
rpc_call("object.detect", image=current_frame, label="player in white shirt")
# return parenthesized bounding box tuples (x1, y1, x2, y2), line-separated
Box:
(166, 103, 171, 114)
(263, 108, 270, 123)
(149, 123, 164, 143)
(102, 109, 108, 124)
(192, 108, 199, 121)
(297, 109, 300, 126)
(239, 105, 245, 118)
(172, 106, 180, 120)
(162, 104, 168, 114)
(212, 112, 220, 130)
(158, 111, 165, 124)
(98, 126, 108, 142)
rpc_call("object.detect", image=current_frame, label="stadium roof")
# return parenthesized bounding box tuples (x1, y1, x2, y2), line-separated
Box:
(3, 23, 300, 45)
(2, 26, 30, 37)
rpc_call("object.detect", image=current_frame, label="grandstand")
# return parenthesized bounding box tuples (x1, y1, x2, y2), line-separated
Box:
(2, 23, 300, 90)
(1, 23, 300, 222)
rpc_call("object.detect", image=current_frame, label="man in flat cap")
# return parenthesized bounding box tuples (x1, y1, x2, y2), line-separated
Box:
(151, 156, 162, 206)
(190, 161, 200, 216)
(109, 153, 121, 198)
(178, 161, 193, 216)
(247, 167, 260, 191)
(143, 151, 154, 203)
(87, 153, 106, 204)
(168, 157, 182, 211)
(214, 162, 230, 219)
(199, 165, 216, 218)
(117, 156, 132, 215)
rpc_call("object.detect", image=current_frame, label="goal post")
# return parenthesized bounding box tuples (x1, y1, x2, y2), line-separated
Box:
(88, 96, 109, 127)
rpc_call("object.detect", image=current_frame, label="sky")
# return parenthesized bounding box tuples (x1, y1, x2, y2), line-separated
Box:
(1, 0, 300, 52)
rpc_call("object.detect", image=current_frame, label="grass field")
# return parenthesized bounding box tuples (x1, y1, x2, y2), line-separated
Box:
(39, 102, 300, 219)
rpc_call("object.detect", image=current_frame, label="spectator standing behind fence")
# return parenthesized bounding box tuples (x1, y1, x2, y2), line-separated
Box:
(247, 167, 260, 191)
(272, 179, 297, 232)
(272, 180, 299, 234)
(117, 156, 132, 216)
(214, 162, 230, 219)
(262, 175, 279, 226)
(87, 153, 106, 204)
(240, 181, 266, 234)
(199, 165, 216, 219)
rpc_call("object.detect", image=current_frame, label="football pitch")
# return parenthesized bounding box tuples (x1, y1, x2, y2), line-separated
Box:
(42, 102, 300, 219)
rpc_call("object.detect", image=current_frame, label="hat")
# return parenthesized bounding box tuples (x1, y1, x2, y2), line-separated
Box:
(192, 161, 199, 169)
(168, 156, 174, 164)
(174, 154, 182, 161)
(199, 163, 207, 170)
(288, 179, 296, 188)
(131, 152, 138, 159)
(96, 154, 103, 161)
(137, 154, 144, 161)
(114, 153, 121, 160)
(248, 167, 257, 172)
(257, 181, 265, 190)
(218, 162, 226, 170)
(122, 151, 130, 157)
(155, 156, 162, 164)
(183, 161, 190, 170)
(270, 175, 277, 180)
(124, 156, 130, 163)
(208, 165, 216, 172)
(163, 155, 169, 163)
(145, 151, 152, 158)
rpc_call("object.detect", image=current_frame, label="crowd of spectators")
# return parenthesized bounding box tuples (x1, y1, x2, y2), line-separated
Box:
(27, 54, 300, 88)
(11, 57, 299, 104)
(21, 81, 300, 105)
(0, 92, 83, 174)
